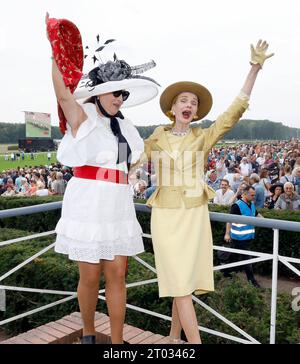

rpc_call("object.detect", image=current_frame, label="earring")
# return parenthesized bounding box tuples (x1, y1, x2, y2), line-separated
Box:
(193, 115, 199, 120)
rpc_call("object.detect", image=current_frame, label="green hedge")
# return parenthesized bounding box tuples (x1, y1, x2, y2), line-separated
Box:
(208, 204, 300, 277)
(0, 196, 63, 232)
(0, 197, 300, 277)
(0, 228, 299, 343)
(137, 202, 300, 278)
(0, 228, 79, 334)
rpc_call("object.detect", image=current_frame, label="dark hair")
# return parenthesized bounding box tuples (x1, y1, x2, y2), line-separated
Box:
(220, 179, 229, 185)
(83, 96, 97, 104)
(284, 165, 292, 173)
(259, 169, 269, 178)
(242, 185, 255, 194)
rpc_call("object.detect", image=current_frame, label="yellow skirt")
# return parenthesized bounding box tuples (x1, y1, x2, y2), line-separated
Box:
(151, 202, 214, 297)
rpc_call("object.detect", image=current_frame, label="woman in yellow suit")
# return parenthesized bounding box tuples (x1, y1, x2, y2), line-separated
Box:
(141, 41, 274, 343)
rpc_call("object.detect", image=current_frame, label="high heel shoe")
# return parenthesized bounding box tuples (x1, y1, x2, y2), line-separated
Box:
(81, 335, 96, 344)
(168, 337, 185, 344)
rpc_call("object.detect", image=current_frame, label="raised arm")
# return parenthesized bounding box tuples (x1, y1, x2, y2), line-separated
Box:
(46, 13, 86, 137)
(203, 40, 274, 153)
(240, 64, 261, 97)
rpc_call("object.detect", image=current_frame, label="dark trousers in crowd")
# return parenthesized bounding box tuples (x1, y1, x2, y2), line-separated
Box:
(223, 239, 259, 287)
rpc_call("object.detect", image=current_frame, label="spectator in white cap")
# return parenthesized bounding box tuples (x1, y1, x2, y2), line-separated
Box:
(239, 157, 252, 177)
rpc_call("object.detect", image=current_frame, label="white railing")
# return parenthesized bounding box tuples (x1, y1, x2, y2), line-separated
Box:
(0, 202, 300, 344)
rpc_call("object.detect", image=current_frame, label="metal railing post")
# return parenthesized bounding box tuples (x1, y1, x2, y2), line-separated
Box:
(1, 203, 300, 344)
(0, 289, 6, 311)
(270, 228, 279, 344)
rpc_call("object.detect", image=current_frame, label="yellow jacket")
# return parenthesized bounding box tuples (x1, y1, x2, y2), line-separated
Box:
(137, 96, 249, 209)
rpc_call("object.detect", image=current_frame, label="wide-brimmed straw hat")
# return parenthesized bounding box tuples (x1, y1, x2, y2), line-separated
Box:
(160, 81, 213, 121)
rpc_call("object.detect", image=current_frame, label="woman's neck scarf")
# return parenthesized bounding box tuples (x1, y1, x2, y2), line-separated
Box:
(95, 98, 132, 172)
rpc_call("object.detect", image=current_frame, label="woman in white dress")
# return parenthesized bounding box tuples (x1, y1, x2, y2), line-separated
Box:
(46, 14, 159, 344)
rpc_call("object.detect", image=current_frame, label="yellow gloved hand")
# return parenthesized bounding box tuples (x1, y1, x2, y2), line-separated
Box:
(250, 39, 274, 67)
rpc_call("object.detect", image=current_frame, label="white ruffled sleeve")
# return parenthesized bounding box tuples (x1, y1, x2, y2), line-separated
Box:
(56, 103, 97, 167)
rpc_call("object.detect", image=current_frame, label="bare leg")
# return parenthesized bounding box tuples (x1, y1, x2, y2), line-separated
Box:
(169, 298, 183, 341)
(103, 256, 127, 344)
(77, 261, 102, 336)
(174, 295, 202, 344)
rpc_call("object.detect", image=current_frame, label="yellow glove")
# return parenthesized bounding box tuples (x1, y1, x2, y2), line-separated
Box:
(250, 40, 274, 67)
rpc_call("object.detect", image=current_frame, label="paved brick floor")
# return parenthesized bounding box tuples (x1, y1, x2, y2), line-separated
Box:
(0, 312, 174, 344)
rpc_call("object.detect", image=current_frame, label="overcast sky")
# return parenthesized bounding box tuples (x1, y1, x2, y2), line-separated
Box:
(0, 0, 299, 129)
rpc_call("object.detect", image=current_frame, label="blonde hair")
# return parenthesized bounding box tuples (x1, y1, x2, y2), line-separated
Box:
(166, 95, 178, 124)
(294, 157, 300, 170)
(166, 110, 176, 124)
(292, 166, 300, 176)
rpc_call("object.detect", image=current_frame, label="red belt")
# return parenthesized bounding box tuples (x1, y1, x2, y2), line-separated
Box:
(73, 165, 128, 184)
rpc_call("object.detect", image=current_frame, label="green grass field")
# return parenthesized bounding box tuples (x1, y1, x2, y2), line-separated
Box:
(0, 152, 58, 171)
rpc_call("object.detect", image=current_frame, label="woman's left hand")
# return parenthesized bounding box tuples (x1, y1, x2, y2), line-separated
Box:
(250, 39, 274, 68)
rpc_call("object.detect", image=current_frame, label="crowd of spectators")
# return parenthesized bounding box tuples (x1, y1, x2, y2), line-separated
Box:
(128, 139, 300, 211)
(206, 139, 300, 210)
(0, 163, 71, 198)
(1, 139, 300, 210)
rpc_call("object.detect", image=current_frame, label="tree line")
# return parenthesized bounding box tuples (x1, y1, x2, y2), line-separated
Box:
(136, 119, 300, 141)
(0, 124, 62, 143)
(0, 119, 299, 143)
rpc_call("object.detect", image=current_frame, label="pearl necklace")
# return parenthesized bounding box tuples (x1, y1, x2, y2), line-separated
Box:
(170, 128, 190, 137)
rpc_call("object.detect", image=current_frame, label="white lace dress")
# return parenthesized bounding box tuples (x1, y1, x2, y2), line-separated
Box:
(54, 103, 145, 263)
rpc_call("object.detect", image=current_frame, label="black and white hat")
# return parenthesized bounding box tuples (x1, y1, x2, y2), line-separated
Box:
(74, 44, 160, 107)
